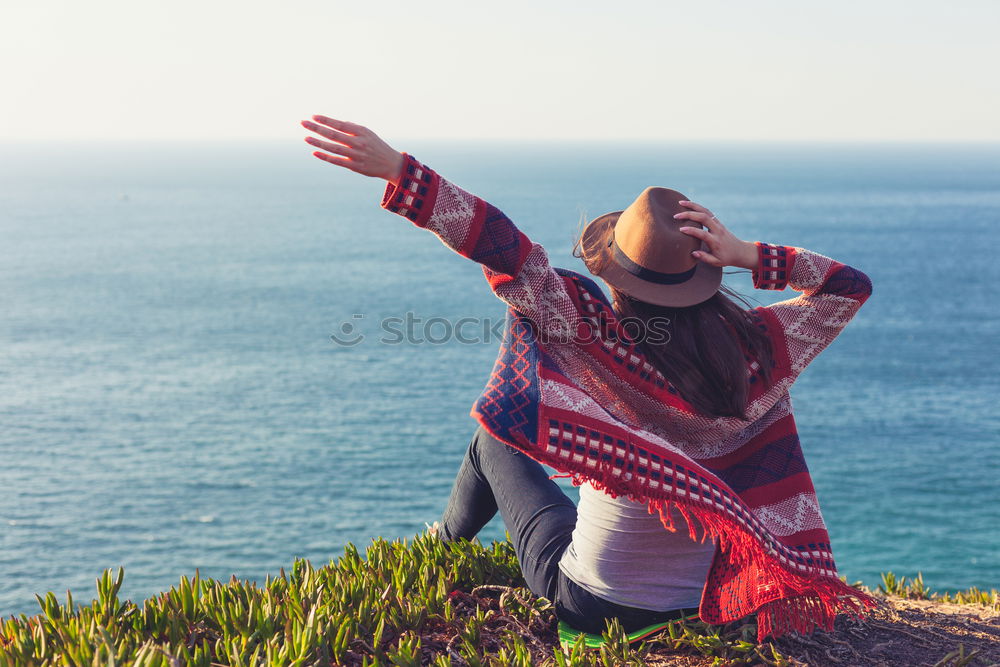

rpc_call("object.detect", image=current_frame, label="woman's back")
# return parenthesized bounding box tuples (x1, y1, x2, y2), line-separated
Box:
(559, 481, 717, 612)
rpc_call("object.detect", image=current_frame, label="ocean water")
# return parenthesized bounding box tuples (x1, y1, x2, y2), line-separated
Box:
(1, 140, 998, 618)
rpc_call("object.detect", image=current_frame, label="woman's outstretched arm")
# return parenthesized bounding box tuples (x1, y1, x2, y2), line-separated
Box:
(301, 115, 579, 342)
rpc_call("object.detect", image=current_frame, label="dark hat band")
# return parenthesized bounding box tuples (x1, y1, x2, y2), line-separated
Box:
(610, 239, 697, 285)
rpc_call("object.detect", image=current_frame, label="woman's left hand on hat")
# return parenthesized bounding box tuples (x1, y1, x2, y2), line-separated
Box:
(675, 202, 758, 271)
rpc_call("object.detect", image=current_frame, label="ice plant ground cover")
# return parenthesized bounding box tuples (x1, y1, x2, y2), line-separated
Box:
(0, 534, 997, 666)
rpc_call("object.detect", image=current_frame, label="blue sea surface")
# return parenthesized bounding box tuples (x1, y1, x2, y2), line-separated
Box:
(1, 140, 998, 617)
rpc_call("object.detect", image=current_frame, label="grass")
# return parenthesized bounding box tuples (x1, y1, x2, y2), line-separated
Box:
(1, 534, 996, 666)
(877, 572, 999, 609)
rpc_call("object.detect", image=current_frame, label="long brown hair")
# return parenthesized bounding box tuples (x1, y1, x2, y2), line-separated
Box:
(573, 234, 774, 420)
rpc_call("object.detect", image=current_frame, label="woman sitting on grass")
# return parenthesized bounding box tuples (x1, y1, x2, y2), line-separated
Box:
(301, 115, 877, 642)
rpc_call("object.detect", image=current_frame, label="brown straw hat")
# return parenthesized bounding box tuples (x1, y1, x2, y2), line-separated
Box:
(580, 187, 723, 307)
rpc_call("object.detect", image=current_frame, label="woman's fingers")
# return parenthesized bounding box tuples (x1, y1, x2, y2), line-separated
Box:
(679, 200, 711, 214)
(302, 114, 401, 179)
(692, 249, 724, 267)
(311, 150, 357, 170)
(674, 210, 716, 226)
(679, 226, 722, 264)
(302, 116, 364, 172)
(305, 135, 358, 159)
(301, 119, 356, 147)
(678, 226, 710, 242)
(677, 203, 722, 230)
(678, 200, 748, 269)
(312, 115, 364, 136)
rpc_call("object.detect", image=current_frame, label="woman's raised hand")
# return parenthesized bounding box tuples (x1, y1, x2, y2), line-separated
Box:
(674, 201, 759, 271)
(301, 115, 405, 181)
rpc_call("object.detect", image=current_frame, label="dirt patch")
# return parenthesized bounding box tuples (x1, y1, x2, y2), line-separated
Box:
(440, 590, 1000, 666)
(770, 595, 1000, 667)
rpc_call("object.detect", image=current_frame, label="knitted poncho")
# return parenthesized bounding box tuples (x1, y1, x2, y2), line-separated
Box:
(380, 153, 878, 641)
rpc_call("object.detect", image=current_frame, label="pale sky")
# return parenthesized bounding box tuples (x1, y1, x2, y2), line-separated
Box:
(2, 0, 998, 143)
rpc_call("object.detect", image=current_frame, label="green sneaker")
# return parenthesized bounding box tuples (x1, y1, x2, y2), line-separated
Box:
(557, 612, 700, 651)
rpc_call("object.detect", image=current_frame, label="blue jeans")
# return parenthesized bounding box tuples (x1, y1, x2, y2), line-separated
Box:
(440, 425, 699, 634)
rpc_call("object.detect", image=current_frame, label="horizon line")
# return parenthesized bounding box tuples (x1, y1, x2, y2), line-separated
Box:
(2, 137, 1000, 147)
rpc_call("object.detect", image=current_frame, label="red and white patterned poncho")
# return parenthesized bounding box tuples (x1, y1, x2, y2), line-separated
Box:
(381, 153, 878, 641)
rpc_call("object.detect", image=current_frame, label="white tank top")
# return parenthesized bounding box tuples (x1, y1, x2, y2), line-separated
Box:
(558, 481, 717, 611)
